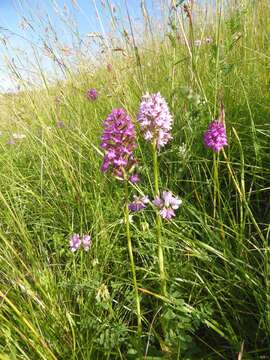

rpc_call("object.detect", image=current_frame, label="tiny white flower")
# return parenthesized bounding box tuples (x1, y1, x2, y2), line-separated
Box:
(194, 39, 202, 47)
(119, 215, 133, 224)
(12, 133, 26, 140)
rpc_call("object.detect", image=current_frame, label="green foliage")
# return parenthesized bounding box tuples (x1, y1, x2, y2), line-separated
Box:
(0, 0, 270, 359)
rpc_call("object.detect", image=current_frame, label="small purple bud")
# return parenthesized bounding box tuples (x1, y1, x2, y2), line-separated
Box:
(86, 88, 98, 101)
(129, 174, 140, 184)
(56, 120, 65, 128)
(128, 195, 149, 213)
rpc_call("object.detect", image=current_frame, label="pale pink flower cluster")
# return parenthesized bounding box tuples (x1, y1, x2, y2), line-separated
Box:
(137, 92, 173, 149)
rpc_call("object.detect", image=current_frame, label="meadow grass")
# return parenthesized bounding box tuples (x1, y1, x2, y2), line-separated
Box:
(0, 0, 270, 358)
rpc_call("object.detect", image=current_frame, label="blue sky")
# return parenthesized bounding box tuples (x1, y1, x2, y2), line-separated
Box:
(0, 0, 162, 91)
(0, 0, 157, 91)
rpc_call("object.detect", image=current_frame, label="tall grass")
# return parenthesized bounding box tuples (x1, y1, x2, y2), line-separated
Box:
(0, 0, 270, 358)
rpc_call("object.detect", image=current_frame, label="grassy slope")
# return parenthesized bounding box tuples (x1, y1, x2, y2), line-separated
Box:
(0, 1, 270, 359)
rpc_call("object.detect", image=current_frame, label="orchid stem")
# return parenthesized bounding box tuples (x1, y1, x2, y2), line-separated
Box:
(124, 181, 142, 337)
(213, 152, 220, 218)
(152, 143, 167, 297)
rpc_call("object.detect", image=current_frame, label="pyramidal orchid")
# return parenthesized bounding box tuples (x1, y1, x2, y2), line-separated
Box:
(204, 106, 227, 152)
(100, 107, 142, 335)
(101, 108, 139, 182)
(137, 93, 174, 298)
(137, 92, 173, 149)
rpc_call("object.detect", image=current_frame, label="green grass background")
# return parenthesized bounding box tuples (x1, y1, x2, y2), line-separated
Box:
(0, 0, 270, 358)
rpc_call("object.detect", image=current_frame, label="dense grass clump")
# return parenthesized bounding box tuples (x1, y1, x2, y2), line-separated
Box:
(0, 0, 270, 358)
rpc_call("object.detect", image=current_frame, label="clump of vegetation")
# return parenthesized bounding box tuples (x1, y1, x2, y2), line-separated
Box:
(0, 0, 270, 358)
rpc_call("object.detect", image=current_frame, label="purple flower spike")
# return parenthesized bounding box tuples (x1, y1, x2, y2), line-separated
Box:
(70, 234, 81, 252)
(82, 234, 92, 251)
(87, 88, 98, 101)
(128, 195, 149, 213)
(153, 191, 182, 220)
(137, 92, 173, 149)
(204, 107, 227, 152)
(101, 108, 138, 181)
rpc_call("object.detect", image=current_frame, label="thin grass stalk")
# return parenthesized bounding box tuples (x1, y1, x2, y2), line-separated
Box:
(170, 5, 177, 110)
(214, 0, 222, 113)
(266, 225, 270, 328)
(175, 6, 212, 117)
(0, 290, 58, 360)
(183, 3, 195, 85)
(222, 149, 265, 243)
(124, 0, 144, 90)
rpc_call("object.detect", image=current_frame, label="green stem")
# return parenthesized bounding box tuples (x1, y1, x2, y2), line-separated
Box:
(213, 152, 220, 219)
(152, 143, 167, 297)
(124, 181, 142, 337)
